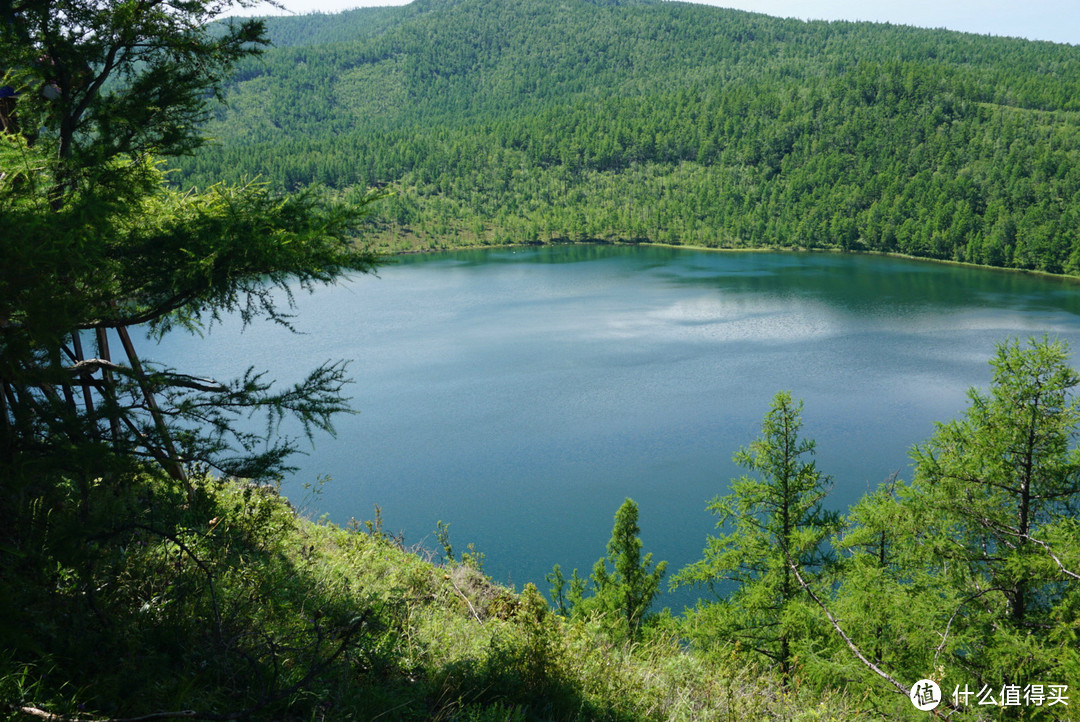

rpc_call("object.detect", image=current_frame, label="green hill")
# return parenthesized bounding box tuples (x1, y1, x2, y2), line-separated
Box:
(180, 0, 1080, 272)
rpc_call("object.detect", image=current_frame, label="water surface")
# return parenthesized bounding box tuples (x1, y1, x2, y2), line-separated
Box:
(149, 245, 1080, 609)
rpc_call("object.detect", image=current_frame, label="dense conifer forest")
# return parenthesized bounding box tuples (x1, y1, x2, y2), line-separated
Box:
(178, 0, 1080, 272)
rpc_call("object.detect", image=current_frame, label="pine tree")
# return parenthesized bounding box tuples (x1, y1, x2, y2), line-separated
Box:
(590, 498, 668, 639)
(549, 498, 666, 640)
(0, 0, 382, 489)
(906, 337, 1080, 683)
(1, 0, 384, 714)
(820, 338, 1080, 710)
(545, 563, 586, 617)
(673, 391, 839, 678)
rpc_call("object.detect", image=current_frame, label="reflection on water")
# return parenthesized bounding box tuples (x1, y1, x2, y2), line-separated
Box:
(149, 245, 1080, 610)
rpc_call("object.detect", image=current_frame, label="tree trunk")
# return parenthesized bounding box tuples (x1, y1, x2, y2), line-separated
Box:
(116, 325, 191, 498)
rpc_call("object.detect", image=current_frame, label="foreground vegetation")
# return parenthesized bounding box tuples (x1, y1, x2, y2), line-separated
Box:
(543, 339, 1080, 720)
(1, 472, 870, 721)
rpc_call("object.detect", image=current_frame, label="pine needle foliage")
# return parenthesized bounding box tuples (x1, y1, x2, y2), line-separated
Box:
(0, 0, 383, 487)
(673, 391, 840, 680)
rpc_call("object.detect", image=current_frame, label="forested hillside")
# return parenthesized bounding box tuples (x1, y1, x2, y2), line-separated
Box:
(179, 0, 1080, 272)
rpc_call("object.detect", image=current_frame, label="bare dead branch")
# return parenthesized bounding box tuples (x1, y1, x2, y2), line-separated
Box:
(15, 706, 197, 721)
(933, 587, 1009, 669)
(449, 569, 483, 624)
(117, 325, 190, 493)
(778, 541, 963, 718)
(1021, 533, 1080, 581)
(785, 558, 910, 697)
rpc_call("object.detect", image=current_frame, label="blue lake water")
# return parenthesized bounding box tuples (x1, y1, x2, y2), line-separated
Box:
(147, 245, 1080, 610)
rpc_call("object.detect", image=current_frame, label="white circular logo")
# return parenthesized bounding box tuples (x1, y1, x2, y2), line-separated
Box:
(910, 679, 942, 711)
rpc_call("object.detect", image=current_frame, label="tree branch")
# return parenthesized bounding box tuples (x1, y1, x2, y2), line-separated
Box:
(933, 587, 1009, 669)
(1021, 533, 1080, 581)
(779, 542, 962, 717)
(785, 556, 909, 697)
(15, 706, 197, 722)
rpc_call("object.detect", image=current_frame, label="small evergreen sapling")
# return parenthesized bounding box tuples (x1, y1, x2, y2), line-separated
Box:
(550, 498, 666, 640)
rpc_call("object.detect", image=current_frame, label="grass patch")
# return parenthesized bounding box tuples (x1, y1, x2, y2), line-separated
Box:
(2, 472, 884, 720)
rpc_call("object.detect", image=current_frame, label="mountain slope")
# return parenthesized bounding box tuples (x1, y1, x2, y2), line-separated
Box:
(181, 0, 1080, 272)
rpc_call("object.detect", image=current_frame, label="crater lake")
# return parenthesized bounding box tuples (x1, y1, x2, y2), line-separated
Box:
(147, 245, 1080, 610)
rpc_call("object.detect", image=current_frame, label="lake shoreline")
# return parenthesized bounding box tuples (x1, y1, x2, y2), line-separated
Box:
(381, 237, 1080, 285)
